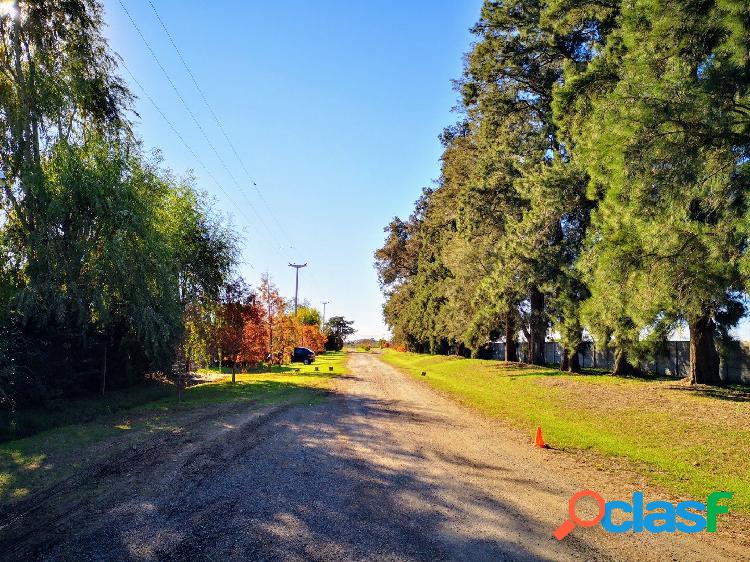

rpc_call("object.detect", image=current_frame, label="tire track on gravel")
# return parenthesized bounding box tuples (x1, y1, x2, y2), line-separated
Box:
(0, 402, 290, 560)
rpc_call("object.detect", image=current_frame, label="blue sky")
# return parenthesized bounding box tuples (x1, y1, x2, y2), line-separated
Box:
(102, 0, 482, 339)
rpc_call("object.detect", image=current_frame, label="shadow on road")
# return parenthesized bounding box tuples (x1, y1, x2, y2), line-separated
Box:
(0, 384, 604, 561)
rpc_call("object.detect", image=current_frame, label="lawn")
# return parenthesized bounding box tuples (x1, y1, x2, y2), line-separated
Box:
(0, 352, 348, 506)
(380, 350, 750, 514)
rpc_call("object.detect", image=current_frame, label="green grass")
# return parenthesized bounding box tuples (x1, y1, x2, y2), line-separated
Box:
(0, 352, 348, 505)
(178, 352, 345, 408)
(380, 350, 750, 514)
(6, 384, 174, 441)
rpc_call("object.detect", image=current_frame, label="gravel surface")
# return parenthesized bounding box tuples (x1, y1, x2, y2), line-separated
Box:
(0, 353, 746, 561)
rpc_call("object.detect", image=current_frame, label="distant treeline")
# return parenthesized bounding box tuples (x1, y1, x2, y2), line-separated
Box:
(375, 0, 750, 386)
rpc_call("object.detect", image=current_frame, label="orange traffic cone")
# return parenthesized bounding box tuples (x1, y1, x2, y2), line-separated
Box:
(534, 426, 548, 449)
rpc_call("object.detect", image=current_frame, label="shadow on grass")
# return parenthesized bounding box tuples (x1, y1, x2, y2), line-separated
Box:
(559, 366, 677, 382)
(6, 352, 348, 443)
(487, 363, 562, 379)
(665, 384, 750, 402)
(4, 383, 174, 442)
(554, 365, 675, 381)
(484, 359, 681, 382)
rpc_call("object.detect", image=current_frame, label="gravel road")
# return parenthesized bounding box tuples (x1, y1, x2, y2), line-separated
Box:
(1, 353, 746, 561)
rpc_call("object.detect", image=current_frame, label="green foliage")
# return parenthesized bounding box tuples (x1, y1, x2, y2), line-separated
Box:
(375, 0, 750, 385)
(324, 316, 355, 351)
(561, 0, 750, 381)
(0, 1, 239, 428)
(296, 306, 321, 327)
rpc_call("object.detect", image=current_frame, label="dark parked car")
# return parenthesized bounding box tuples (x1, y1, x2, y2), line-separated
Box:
(291, 347, 316, 365)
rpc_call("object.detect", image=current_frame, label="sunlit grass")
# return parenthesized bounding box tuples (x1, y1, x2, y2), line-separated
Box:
(179, 352, 344, 407)
(380, 350, 750, 513)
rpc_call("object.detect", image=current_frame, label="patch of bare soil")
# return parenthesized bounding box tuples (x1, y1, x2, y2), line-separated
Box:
(534, 375, 750, 429)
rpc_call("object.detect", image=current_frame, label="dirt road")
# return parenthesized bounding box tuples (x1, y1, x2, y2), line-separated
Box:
(0, 353, 745, 561)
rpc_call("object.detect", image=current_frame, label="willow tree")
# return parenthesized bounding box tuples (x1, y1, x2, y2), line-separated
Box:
(0, 1, 237, 410)
(1, 1, 132, 396)
(0, 1, 131, 223)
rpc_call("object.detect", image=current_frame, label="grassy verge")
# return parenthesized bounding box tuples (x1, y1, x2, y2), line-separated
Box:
(0, 352, 347, 505)
(380, 350, 750, 514)
(7, 384, 175, 441)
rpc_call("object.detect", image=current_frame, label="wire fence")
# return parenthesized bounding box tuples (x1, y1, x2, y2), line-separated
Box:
(490, 340, 750, 384)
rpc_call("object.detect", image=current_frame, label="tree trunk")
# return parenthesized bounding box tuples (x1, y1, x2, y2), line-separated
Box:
(568, 347, 581, 373)
(528, 288, 546, 365)
(100, 341, 108, 396)
(504, 314, 518, 362)
(10, 15, 34, 232)
(689, 314, 721, 385)
(179, 355, 188, 402)
(612, 347, 638, 377)
(232, 363, 236, 384)
(560, 348, 569, 371)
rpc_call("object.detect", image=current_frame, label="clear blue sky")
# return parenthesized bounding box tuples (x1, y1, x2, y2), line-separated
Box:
(102, 0, 483, 339)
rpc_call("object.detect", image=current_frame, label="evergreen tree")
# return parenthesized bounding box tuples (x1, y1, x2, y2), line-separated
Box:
(561, 0, 750, 384)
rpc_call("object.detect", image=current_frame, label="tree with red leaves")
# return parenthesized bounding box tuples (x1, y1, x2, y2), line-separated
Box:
(217, 279, 254, 383)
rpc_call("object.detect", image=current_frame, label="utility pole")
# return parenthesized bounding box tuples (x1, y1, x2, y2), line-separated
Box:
(264, 271, 273, 363)
(267, 287, 272, 361)
(321, 301, 329, 325)
(288, 263, 307, 315)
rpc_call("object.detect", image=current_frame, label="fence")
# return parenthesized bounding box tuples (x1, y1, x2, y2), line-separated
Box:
(490, 340, 750, 385)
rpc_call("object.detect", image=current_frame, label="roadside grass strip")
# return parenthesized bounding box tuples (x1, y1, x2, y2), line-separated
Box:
(0, 352, 348, 506)
(380, 350, 750, 514)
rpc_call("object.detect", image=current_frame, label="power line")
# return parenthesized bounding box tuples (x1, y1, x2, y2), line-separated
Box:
(122, 55, 325, 301)
(117, 2, 326, 302)
(117, 0, 290, 259)
(136, 1, 328, 302)
(145, 0, 297, 252)
(118, 57, 265, 268)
